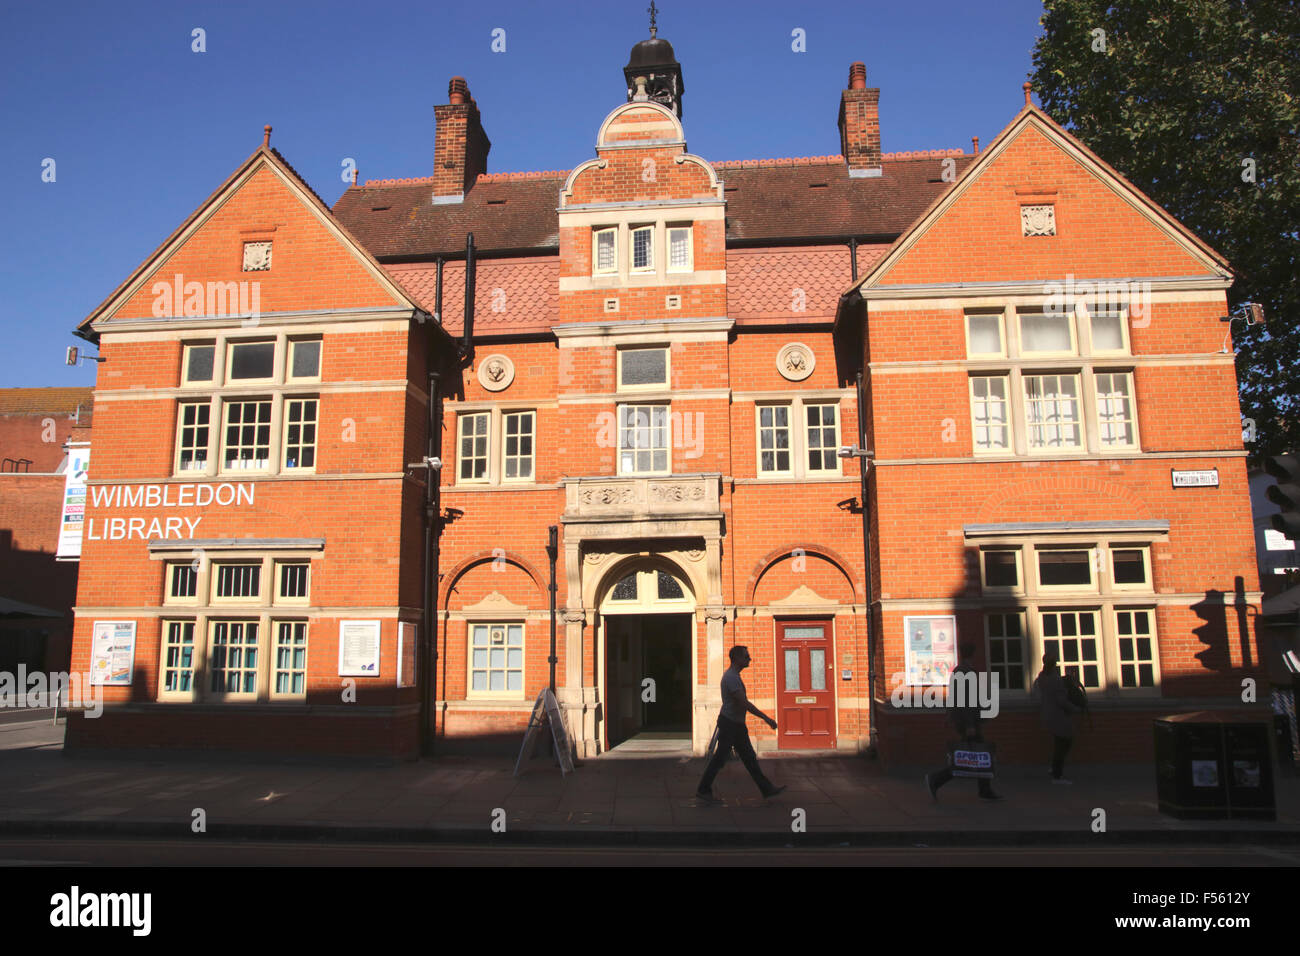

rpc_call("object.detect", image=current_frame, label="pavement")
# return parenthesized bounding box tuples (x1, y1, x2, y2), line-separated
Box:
(1, 718, 1298, 847)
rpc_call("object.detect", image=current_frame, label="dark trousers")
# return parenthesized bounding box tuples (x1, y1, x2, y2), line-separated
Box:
(1051, 735, 1073, 778)
(932, 727, 994, 796)
(698, 716, 775, 796)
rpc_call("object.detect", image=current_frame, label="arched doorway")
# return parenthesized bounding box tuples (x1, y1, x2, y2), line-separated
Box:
(598, 560, 695, 751)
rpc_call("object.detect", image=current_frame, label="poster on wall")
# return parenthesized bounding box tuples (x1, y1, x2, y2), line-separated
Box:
(396, 622, 417, 688)
(55, 443, 90, 561)
(90, 620, 136, 685)
(903, 615, 958, 686)
(338, 620, 381, 677)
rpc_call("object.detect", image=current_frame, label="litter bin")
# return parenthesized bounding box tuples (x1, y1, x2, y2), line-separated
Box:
(1154, 711, 1275, 821)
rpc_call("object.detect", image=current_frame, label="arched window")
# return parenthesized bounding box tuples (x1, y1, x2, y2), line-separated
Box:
(600, 564, 693, 613)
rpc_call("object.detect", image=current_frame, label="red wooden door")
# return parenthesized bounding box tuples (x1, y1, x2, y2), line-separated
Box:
(776, 621, 835, 749)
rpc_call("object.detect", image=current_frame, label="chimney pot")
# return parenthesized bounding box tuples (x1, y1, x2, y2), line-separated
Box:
(262, 125, 272, 148)
(972, 136, 980, 154)
(448, 76, 470, 105)
(848, 62, 867, 90)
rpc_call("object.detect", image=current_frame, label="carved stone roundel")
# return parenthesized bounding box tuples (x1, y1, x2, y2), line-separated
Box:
(477, 354, 515, 391)
(777, 342, 815, 381)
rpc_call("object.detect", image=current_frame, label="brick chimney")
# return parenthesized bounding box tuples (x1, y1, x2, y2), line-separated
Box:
(838, 62, 882, 178)
(433, 76, 491, 203)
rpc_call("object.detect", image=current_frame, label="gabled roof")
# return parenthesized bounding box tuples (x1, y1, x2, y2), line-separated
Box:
(845, 104, 1232, 299)
(76, 142, 439, 339)
(331, 152, 976, 260)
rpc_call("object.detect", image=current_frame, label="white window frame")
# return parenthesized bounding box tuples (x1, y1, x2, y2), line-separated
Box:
(221, 397, 274, 472)
(287, 338, 322, 382)
(970, 375, 1011, 454)
(1113, 607, 1160, 690)
(271, 620, 309, 699)
(593, 227, 617, 275)
(502, 410, 535, 482)
(984, 610, 1028, 694)
(182, 343, 217, 386)
(803, 402, 841, 476)
(282, 396, 318, 472)
(452, 407, 539, 486)
(1084, 305, 1132, 356)
(274, 560, 310, 605)
(753, 398, 842, 479)
(979, 548, 1023, 594)
(210, 560, 264, 605)
(616, 346, 670, 392)
(666, 225, 693, 273)
(159, 619, 198, 701)
(618, 403, 671, 475)
(1017, 309, 1077, 358)
(206, 618, 262, 700)
(467, 622, 526, 699)
(1094, 370, 1139, 451)
(224, 339, 278, 386)
(1023, 373, 1083, 452)
(965, 311, 1006, 358)
(1034, 546, 1098, 593)
(630, 225, 654, 272)
(457, 411, 491, 484)
(755, 403, 793, 477)
(1037, 608, 1103, 689)
(175, 400, 213, 474)
(164, 561, 200, 606)
(1109, 546, 1151, 593)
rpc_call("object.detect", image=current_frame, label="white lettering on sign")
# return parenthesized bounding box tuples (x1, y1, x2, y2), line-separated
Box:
(84, 482, 254, 540)
(1171, 469, 1219, 488)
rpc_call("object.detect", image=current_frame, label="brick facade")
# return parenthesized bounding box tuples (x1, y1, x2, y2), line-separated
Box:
(63, 45, 1262, 763)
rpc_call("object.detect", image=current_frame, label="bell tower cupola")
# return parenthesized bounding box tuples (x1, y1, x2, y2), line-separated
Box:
(623, 2, 685, 118)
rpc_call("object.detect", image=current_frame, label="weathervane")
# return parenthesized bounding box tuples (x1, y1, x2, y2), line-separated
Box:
(648, 1, 658, 38)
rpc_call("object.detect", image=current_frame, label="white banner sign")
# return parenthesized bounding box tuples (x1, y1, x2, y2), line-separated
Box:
(55, 444, 90, 560)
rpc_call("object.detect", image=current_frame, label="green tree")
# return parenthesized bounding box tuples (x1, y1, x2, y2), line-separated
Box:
(1031, 0, 1299, 458)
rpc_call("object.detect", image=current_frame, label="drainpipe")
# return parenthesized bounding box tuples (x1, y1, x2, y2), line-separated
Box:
(856, 369, 879, 755)
(422, 370, 442, 757)
(548, 526, 558, 693)
(849, 237, 859, 282)
(459, 233, 476, 360)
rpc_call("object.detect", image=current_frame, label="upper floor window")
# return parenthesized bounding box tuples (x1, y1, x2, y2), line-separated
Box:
(226, 340, 276, 383)
(965, 312, 1004, 358)
(617, 347, 669, 390)
(454, 408, 537, 485)
(222, 399, 273, 471)
(183, 343, 216, 383)
(1019, 310, 1076, 356)
(631, 226, 654, 271)
(667, 226, 692, 272)
(619, 404, 670, 474)
(593, 228, 617, 275)
(755, 399, 841, 479)
(1024, 374, 1083, 451)
(288, 339, 321, 380)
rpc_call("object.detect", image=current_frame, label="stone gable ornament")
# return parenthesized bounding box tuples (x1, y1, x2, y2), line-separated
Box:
(477, 354, 515, 391)
(1021, 204, 1056, 237)
(776, 342, 815, 381)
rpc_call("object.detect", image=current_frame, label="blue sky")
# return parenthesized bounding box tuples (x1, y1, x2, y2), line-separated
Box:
(0, 0, 1044, 388)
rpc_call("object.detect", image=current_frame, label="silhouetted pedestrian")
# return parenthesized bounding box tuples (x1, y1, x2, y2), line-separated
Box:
(1033, 647, 1080, 783)
(696, 645, 786, 803)
(926, 643, 1001, 800)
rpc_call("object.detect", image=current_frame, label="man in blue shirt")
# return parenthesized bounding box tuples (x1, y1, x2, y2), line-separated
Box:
(696, 645, 787, 803)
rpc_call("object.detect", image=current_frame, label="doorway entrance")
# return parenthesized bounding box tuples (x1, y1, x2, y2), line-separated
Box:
(776, 619, 836, 749)
(604, 613, 692, 748)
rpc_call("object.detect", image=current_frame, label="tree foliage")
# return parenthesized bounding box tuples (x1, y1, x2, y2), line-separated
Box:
(1031, 0, 1299, 458)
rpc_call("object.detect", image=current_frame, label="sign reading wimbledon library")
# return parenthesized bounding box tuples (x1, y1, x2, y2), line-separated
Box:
(339, 621, 381, 676)
(90, 621, 136, 686)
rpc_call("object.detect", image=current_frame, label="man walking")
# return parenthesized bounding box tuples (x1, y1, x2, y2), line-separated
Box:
(926, 643, 1002, 800)
(1033, 647, 1080, 784)
(696, 645, 786, 803)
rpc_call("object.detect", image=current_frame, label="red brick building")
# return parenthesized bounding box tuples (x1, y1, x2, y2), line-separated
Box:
(65, 35, 1262, 761)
